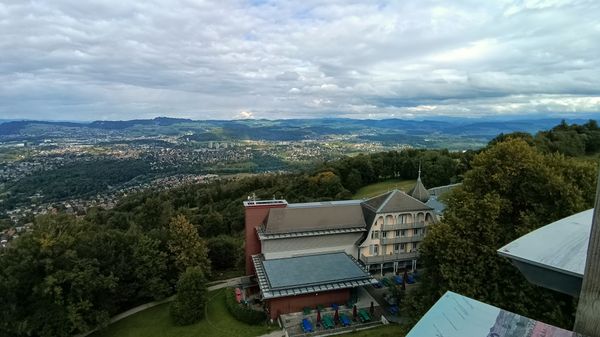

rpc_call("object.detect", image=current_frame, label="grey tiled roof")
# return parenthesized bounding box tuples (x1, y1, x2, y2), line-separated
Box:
(362, 189, 432, 213)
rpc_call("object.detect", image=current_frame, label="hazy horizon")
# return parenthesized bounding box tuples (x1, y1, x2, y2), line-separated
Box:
(2, 113, 600, 124)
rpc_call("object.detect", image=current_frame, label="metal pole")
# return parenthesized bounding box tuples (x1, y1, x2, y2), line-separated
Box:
(574, 165, 600, 337)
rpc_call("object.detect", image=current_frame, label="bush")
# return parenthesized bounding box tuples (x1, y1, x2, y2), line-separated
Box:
(224, 288, 267, 325)
(170, 267, 207, 325)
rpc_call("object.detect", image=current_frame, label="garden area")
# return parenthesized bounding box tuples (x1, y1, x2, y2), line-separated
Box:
(90, 289, 275, 337)
(353, 179, 416, 199)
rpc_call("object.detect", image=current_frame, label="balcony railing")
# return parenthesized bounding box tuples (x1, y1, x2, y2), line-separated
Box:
(380, 233, 424, 245)
(382, 221, 426, 232)
(360, 251, 419, 264)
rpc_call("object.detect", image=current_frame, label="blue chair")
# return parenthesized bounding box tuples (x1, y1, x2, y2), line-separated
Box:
(340, 313, 351, 326)
(407, 274, 415, 284)
(301, 318, 313, 332)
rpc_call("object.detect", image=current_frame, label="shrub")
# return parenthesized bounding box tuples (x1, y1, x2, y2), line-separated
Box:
(170, 267, 207, 325)
(224, 288, 267, 325)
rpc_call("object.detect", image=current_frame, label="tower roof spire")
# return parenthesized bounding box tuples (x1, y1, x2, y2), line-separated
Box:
(409, 163, 430, 203)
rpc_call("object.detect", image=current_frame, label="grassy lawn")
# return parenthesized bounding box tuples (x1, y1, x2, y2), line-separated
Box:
(338, 324, 407, 337)
(91, 289, 275, 337)
(353, 179, 416, 199)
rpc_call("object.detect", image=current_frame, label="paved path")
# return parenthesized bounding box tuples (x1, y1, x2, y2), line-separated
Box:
(76, 275, 247, 337)
(258, 330, 286, 337)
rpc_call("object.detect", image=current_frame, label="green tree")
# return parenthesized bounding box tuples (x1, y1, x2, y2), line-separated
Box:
(169, 267, 207, 326)
(207, 235, 242, 271)
(408, 139, 596, 329)
(0, 214, 118, 337)
(167, 215, 210, 276)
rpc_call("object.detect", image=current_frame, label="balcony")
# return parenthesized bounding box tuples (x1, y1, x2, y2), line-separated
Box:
(380, 233, 424, 245)
(360, 251, 419, 264)
(382, 221, 426, 232)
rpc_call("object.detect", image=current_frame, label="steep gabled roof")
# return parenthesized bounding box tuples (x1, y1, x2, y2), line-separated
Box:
(361, 191, 393, 211)
(362, 189, 432, 214)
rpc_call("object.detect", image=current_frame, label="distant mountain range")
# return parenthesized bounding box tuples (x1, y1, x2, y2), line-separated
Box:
(1, 116, 597, 149)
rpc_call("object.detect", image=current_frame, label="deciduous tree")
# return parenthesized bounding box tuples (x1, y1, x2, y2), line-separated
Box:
(408, 139, 596, 329)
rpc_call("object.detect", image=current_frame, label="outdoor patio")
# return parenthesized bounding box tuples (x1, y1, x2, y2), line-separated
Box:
(280, 287, 385, 337)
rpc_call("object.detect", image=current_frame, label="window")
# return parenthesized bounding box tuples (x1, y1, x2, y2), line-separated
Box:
(400, 243, 406, 251)
(400, 229, 406, 237)
(382, 231, 387, 238)
(413, 228, 419, 236)
(395, 230, 400, 237)
(374, 245, 379, 255)
(371, 230, 379, 239)
(413, 242, 419, 250)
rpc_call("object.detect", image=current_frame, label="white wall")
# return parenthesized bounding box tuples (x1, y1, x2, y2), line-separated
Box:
(261, 232, 362, 259)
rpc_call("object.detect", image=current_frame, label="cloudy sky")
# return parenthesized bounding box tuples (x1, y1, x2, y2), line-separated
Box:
(1, 0, 599, 121)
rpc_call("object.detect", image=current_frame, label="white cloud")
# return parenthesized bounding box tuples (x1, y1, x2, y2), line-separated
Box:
(235, 110, 255, 119)
(0, 0, 598, 120)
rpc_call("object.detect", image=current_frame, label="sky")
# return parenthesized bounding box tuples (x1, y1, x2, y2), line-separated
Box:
(1, 0, 599, 121)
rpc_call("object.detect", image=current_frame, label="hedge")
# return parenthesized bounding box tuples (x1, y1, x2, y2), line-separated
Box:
(224, 288, 267, 325)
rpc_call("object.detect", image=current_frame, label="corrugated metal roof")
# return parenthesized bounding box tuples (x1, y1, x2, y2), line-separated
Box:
(406, 291, 581, 337)
(287, 200, 362, 208)
(264, 204, 366, 234)
(257, 226, 365, 240)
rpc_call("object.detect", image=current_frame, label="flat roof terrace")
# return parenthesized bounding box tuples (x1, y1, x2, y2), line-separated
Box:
(253, 252, 375, 299)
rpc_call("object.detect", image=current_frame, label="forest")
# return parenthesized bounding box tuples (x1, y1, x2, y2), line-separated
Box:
(0, 120, 598, 336)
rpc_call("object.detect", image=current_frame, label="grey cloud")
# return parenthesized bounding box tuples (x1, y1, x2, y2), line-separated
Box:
(0, 0, 599, 120)
(275, 71, 300, 81)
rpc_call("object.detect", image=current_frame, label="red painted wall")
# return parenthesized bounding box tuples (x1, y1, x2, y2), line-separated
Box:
(244, 202, 287, 275)
(267, 289, 351, 319)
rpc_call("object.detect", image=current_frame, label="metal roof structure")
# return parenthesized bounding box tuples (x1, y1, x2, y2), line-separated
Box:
(428, 183, 462, 197)
(257, 226, 365, 240)
(406, 291, 581, 337)
(287, 200, 363, 209)
(425, 195, 446, 215)
(498, 209, 592, 296)
(264, 204, 366, 234)
(252, 252, 376, 299)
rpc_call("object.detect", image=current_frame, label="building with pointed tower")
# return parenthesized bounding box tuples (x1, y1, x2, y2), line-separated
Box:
(242, 174, 441, 318)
